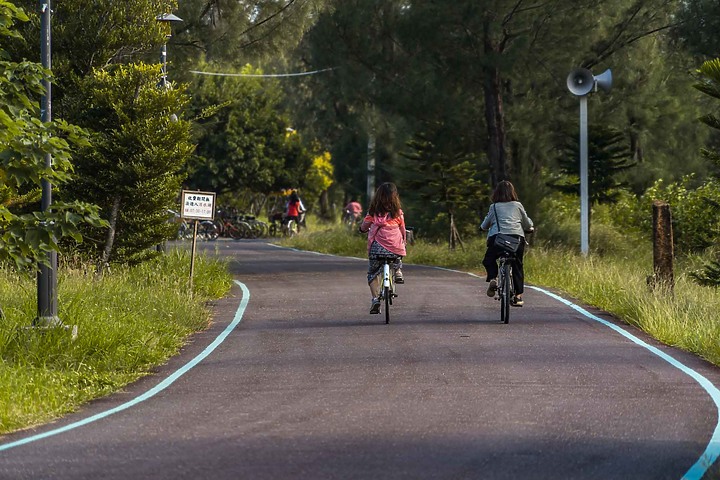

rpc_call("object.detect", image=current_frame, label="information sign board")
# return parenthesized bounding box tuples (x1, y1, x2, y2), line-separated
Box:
(181, 190, 215, 220)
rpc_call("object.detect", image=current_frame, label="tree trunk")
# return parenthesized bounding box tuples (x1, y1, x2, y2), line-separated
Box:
(96, 196, 121, 276)
(482, 51, 508, 187)
(319, 189, 331, 220)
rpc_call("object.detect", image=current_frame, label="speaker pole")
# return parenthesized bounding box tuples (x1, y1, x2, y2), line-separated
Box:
(579, 96, 589, 256)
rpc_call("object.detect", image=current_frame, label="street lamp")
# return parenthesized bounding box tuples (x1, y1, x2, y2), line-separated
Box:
(35, 0, 59, 327)
(566, 67, 612, 256)
(155, 13, 183, 88)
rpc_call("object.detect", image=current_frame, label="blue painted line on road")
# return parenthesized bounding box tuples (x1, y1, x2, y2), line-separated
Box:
(529, 285, 720, 480)
(0, 280, 250, 453)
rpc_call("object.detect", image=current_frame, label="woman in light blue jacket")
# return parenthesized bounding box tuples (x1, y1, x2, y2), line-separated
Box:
(480, 181, 534, 306)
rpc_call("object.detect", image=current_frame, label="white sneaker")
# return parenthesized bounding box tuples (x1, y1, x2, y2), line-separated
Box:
(369, 298, 381, 314)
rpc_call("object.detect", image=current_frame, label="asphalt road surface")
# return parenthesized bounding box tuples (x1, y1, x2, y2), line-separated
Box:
(1, 239, 719, 480)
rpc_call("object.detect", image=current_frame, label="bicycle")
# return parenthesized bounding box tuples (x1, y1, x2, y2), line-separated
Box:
(343, 209, 361, 231)
(268, 212, 283, 237)
(376, 255, 399, 324)
(197, 220, 219, 240)
(169, 210, 217, 241)
(282, 216, 299, 237)
(494, 229, 533, 324)
(496, 251, 516, 324)
(239, 214, 268, 238)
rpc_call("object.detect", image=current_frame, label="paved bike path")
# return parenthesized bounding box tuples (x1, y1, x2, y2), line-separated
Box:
(0, 240, 718, 479)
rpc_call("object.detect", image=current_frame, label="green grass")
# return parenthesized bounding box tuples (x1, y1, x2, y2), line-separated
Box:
(0, 249, 232, 434)
(281, 223, 720, 368)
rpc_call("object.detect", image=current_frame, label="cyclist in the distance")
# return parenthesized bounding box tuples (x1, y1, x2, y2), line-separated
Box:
(359, 183, 407, 314)
(284, 190, 304, 223)
(343, 198, 363, 226)
(480, 180, 534, 306)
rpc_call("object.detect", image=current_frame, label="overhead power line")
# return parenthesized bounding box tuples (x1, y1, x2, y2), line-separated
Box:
(188, 67, 336, 78)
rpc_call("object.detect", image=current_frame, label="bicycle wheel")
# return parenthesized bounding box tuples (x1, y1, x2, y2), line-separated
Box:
(178, 222, 192, 240)
(200, 221, 219, 240)
(237, 221, 255, 239)
(384, 285, 391, 324)
(227, 224, 243, 239)
(254, 221, 269, 237)
(500, 264, 511, 324)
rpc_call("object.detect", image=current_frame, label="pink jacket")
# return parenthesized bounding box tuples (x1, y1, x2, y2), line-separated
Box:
(360, 210, 407, 256)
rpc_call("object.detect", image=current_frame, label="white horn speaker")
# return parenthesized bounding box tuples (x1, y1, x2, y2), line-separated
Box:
(594, 69, 612, 92)
(566, 68, 594, 96)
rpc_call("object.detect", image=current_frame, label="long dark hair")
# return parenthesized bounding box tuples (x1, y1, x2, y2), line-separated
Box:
(491, 180, 519, 203)
(368, 182, 402, 217)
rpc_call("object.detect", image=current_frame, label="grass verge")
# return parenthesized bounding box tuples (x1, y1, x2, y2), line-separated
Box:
(282, 224, 720, 368)
(0, 249, 232, 435)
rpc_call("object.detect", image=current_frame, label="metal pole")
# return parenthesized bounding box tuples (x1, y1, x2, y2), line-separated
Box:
(160, 42, 167, 87)
(579, 95, 589, 256)
(36, 0, 60, 326)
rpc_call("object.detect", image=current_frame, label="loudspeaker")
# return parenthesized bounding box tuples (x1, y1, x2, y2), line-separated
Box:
(566, 68, 594, 96)
(594, 69, 612, 92)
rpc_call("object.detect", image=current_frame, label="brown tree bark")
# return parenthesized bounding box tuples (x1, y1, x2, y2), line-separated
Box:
(96, 196, 121, 276)
(482, 22, 508, 187)
(651, 200, 674, 292)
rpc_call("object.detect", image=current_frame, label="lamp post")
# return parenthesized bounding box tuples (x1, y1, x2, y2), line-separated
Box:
(566, 67, 612, 256)
(35, 0, 60, 326)
(155, 13, 183, 88)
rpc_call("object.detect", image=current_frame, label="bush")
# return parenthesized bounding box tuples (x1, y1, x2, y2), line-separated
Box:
(641, 175, 720, 253)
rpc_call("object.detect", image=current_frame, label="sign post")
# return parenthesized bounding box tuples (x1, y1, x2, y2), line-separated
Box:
(180, 190, 216, 291)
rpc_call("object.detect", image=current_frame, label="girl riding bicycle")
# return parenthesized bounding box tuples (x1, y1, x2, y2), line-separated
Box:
(480, 180, 534, 306)
(359, 183, 407, 314)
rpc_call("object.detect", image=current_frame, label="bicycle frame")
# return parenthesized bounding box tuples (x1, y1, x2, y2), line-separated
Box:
(383, 262, 391, 290)
(378, 258, 396, 324)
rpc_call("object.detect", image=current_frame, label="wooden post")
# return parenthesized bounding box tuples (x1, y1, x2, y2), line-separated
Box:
(189, 220, 198, 293)
(652, 200, 674, 291)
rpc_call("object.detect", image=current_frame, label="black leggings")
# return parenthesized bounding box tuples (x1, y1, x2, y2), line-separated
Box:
(482, 235, 526, 294)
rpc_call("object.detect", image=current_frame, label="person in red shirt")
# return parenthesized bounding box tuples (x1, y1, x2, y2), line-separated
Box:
(359, 183, 407, 314)
(343, 198, 363, 227)
(284, 190, 304, 225)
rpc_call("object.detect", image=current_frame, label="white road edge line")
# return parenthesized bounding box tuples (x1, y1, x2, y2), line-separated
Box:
(266, 244, 720, 479)
(0, 280, 251, 453)
(528, 285, 720, 480)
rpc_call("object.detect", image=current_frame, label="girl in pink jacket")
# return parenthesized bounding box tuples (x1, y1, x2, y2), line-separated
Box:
(359, 182, 407, 314)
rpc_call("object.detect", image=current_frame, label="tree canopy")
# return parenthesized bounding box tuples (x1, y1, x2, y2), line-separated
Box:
(63, 62, 193, 265)
(0, 0, 104, 271)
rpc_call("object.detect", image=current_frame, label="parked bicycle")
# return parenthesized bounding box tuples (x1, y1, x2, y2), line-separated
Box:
(168, 210, 218, 241)
(268, 212, 283, 237)
(239, 214, 268, 238)
(197, 220, 220, 240)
